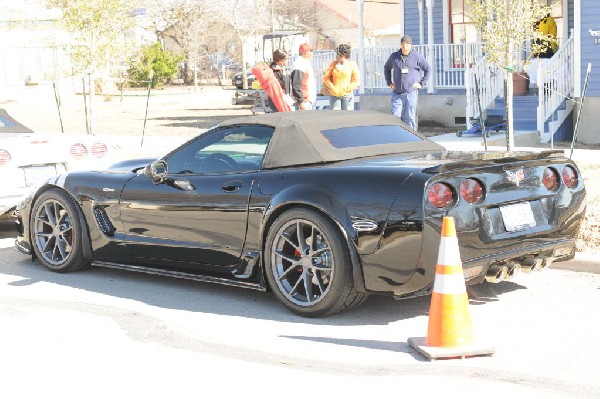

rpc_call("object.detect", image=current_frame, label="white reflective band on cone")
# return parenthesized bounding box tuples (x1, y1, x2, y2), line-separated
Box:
(436, 236, 461, 265)
(433, 273, 467, 294)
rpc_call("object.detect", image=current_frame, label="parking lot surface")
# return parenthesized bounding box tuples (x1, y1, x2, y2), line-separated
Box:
(1, 220, 599, 398)
(2, 84, 599, 398)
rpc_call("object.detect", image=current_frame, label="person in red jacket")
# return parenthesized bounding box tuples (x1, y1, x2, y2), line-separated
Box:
(266, 49, 290, 112)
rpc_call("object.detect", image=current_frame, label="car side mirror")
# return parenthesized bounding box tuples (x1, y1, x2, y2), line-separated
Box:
(145, 160, 168, 184)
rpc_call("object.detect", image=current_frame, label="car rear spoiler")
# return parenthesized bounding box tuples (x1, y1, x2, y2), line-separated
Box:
(422, 150, 567, 173)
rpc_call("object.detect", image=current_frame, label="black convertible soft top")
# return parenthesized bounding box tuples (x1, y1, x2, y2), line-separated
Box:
(220, 110, 444, 168)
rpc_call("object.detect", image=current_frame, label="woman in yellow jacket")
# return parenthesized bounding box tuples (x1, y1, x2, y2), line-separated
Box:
(323, 44, 360, 110)
(536, 13, 558, 58)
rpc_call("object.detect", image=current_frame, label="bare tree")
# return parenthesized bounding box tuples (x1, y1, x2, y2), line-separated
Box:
(43, 0, 140, 134)
(139, 0, 186, 42)
(208, 0, 272, 89)
(271, 0, 318, 32)
(197, 19, 239, 85)
(138, 0, 321, 87)
(163, 1, 207, 87)
(44, 0, 139, 76)
(467, 0, 553, 151)
(141, 1, 236, 86)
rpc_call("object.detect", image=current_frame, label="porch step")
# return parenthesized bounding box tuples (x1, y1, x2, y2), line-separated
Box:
(486, 95, 538, 131)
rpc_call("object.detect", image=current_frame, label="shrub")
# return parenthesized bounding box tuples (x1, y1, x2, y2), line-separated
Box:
(128, 43, 183, 88)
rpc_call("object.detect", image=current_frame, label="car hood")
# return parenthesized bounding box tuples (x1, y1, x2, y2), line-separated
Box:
(106, 157, 157, 172)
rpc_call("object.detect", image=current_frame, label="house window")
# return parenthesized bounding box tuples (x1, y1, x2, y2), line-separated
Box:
(449, 0, 477, 44)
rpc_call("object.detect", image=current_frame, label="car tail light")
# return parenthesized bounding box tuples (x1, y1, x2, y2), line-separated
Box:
(460, 178, 485, 204)
(91, 142, 108, 158)
(427, 182, 454, 208)
(70, 143, 88, 159)
(0, 149, 10, 166)
(561, 165, 578, 188)
(542, 167, 559, 191)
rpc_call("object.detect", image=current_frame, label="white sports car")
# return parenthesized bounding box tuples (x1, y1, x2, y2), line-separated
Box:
(0, 109, 111, 217)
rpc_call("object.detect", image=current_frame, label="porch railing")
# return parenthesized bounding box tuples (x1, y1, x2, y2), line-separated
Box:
(465, 58, 504, 124)
(536, 35, 575, 141)
(313, 42, 483, 92)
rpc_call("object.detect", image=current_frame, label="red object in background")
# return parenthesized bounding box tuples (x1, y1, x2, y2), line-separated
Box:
(252, 62, 291, 112)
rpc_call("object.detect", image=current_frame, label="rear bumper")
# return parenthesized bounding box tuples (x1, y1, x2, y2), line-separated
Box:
(387, 239, 578, 300)
(361, 233, 579, 298)
(462, 239, 577, 285)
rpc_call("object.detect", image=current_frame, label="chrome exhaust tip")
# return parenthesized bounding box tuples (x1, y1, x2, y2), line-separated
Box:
(520, 257, 544, 273)
(485, 264, 509, 283)
(541, 256, 555, 269)
(506, 263, 521, 280)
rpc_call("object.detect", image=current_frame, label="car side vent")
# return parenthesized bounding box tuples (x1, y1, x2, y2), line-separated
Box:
(352, 219, 378, 232)
(94, 206, 116, 236)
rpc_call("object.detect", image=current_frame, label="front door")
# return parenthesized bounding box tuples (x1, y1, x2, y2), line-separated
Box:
(119, 124, 274, 267)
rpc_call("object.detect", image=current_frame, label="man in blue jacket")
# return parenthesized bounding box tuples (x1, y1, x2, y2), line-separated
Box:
(384, 35, 431, 130)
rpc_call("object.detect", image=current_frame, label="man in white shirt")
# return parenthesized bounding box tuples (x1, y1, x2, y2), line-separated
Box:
(290, 43, 317, 110)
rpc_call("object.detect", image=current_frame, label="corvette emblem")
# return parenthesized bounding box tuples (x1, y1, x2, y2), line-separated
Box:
(506, 167, 525, 186)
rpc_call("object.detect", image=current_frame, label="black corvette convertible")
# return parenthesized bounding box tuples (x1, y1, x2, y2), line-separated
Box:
(14, 111, 586, 317)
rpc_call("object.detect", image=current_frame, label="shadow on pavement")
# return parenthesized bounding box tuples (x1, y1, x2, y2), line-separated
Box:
(152, 114, 246, 129)
(0, 219, 525, 327)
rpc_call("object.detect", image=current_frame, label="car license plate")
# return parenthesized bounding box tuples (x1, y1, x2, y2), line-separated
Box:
(500, 202, 536, 232)
(23, 165, 58, 186)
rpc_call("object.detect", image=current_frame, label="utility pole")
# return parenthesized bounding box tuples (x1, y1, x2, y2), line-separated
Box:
(271, 0, 276, 54)
(88, 70, 95, 136)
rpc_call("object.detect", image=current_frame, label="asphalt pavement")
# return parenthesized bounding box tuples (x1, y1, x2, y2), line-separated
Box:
(0, 219, 599, 398)
(1, 84, 599, 397)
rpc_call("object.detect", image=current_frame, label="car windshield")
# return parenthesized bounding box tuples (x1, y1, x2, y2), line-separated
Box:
(165, 125, 274, 174)
(321, 125, 422, 149)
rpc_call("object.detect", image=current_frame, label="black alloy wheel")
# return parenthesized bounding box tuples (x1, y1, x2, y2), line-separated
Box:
(30, 189, 89, 273)
(265, 208, 368, 317)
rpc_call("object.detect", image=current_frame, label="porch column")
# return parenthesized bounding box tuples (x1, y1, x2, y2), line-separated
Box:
(426, 0, 435, 94)
(357, 0, 365, 94)
(418, 0, 424, 45)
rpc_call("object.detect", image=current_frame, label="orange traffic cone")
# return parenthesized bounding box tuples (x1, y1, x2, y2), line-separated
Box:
(408, 216, 495, 360)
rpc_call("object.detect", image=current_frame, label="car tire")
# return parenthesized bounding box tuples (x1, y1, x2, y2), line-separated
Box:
(265, 208, 368, 317)
(30, 189, 90, 273)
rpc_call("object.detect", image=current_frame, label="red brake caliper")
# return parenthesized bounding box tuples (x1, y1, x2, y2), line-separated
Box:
(294, 249, 303, 272)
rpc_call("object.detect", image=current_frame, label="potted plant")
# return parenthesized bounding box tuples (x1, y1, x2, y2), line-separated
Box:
(512, 71, 530, 95)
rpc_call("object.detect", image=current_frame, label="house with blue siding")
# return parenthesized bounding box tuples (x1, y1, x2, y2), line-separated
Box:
(315, 0, 599, 145)
(576, 0, 600, 144)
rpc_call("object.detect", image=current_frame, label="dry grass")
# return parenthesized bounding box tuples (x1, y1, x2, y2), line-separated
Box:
(574, 161, 600, 254)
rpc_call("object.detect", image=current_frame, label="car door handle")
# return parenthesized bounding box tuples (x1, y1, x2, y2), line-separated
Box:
(221, 180, 243, 192)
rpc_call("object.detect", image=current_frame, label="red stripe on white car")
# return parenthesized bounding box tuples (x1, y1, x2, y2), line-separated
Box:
(0, 149, 10, 166)
(70, 143, 88, 159)
(91, 142, 108, 158)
